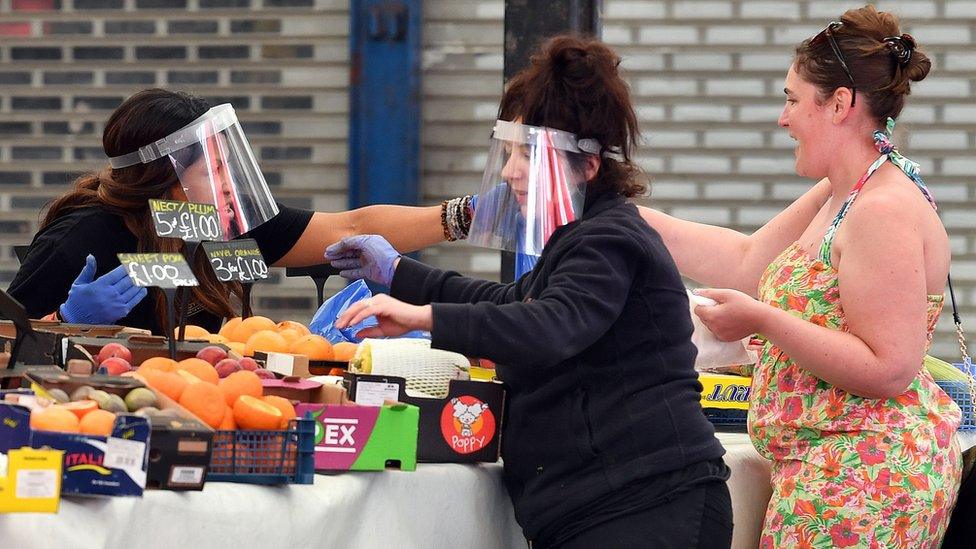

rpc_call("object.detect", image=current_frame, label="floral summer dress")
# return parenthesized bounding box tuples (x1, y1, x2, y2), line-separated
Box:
(751, 122, 963, 548)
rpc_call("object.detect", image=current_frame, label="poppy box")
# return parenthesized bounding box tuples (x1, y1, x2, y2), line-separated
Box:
(344, 373, 505, 463)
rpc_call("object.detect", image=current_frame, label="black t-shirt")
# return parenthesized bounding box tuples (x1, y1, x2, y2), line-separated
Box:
(7, 204, 313, 334)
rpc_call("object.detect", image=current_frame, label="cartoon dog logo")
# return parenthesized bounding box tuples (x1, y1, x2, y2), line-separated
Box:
(440, 395, 496, 455)
(451, 398, 489, 437)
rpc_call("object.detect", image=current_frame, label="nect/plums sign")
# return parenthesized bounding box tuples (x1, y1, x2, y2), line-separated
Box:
(201, 239, 269, 283)
(117, 253, 199, 289)
(149, 199, 224, 243)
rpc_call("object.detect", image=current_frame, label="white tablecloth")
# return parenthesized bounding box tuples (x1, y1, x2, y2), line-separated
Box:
(4, 432, 970, 549)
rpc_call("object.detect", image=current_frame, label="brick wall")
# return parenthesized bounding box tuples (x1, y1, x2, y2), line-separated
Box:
(421, 0, 976, 360)
(0, 0, 973, 358)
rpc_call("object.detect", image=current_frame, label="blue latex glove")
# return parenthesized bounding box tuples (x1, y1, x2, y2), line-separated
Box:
(325, 235, 401, 286)
(59, 255, 149, 324)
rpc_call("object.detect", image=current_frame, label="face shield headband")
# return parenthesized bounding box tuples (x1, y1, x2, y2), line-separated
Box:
(467, 119, 594, 256)
(108, 104, 278, 240)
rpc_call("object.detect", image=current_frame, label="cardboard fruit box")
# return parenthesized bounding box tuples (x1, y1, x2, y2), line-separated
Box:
(295, 402, 419, 471)
(26, 369, 214, 492)
(344, 373, 505, 463)
(0, 402, 150, 497)
(0, 320, 126, 366)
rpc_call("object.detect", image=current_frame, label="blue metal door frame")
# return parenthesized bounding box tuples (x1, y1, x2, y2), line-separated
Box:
(349, 0, 422, 209)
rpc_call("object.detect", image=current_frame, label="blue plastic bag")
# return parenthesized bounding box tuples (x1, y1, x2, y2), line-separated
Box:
(308, 279, 429, 344)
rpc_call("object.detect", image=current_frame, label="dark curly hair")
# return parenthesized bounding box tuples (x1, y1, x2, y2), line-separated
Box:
(498, 35, 647, 198)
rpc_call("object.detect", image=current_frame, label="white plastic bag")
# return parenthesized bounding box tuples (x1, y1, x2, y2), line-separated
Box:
(688, 290, 757, 372)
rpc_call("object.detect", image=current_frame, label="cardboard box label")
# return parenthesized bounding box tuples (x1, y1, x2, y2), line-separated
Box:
(16, 469, 58, 499)
(354, 381, 400, 407)
(312, 407, 379, 469)
(169, 466, 205, 486)
(440, 396, 497, 455)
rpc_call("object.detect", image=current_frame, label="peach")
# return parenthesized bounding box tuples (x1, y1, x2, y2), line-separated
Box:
(253, 368, 276, 380)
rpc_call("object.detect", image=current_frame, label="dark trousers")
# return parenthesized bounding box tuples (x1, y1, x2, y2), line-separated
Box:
(545, 480, 733, 549)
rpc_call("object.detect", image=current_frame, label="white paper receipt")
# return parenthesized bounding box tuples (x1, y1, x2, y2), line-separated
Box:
(104, 437, 147, 470)
(16, 469, 58, 499)
(355, 381, 400, 407)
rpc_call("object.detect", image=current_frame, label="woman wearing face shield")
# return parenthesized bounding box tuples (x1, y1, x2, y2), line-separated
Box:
(8, 88, 470, 334)
(327, 36, 733, 548)
(638, 5, 961, 547)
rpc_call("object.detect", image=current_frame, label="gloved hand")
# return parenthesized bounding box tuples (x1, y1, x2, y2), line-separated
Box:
(325, 235, 401, 286)
(59, 255, 149, 324)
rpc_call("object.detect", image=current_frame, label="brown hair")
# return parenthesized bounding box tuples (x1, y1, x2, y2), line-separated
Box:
(794, 4, 931, 122)
(499, 35, 646, 197)
(43, 89, 242, 330)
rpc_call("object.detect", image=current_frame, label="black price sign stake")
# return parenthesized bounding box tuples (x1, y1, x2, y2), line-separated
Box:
(117, 253, 199, 359)
(202, 239, 268, 319)
(149, 199, 224, 243)
(202, 239, 269, 283)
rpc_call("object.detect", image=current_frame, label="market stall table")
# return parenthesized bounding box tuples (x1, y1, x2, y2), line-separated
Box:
(11, 431, 970, 548)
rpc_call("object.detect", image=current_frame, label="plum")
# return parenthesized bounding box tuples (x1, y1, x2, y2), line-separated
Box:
(215, 358, 242, 378)
(196, 346, 228, 366)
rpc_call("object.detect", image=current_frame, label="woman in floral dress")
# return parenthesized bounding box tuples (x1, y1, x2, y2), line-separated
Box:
(639, 5, 960, 547)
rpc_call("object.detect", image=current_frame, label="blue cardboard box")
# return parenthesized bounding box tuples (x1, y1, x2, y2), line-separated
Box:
(0, 402, 150, 497)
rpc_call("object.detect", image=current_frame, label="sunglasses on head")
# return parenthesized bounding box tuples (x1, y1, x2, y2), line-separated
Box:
(810, 21, 856, 107)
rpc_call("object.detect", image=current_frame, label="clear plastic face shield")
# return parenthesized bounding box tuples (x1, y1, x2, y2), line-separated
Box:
(468, 120, 591, 256)
(108, 104, 278, 240)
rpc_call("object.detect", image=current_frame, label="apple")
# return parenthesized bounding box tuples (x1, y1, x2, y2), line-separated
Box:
(238, 357, 259, 372)
(196, 345, 228, 366)
(100, 357, 133, 376)
(215, 358, 242, 378)
(97, 343, 132, 365)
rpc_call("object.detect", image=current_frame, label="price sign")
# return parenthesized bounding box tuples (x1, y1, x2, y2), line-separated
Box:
(117, 253, 199, 289)
(202, 239, 269, 283)
(149, 199, 224, 242)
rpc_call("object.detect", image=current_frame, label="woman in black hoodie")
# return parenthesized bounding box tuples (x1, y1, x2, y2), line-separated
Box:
(329, 35, 732, 549)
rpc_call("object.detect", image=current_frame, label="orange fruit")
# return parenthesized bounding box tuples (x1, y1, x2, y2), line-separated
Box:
(231, 316, 277, 344)
(179, 383, 227, 428)
(139, 356, 179, 373)
(218, 407, 237, 430)
(276, 321, 310, 336)
(176, 369, 203, 385)
(233, 395, 282, 430)
(30, 406, 80, 433)
(332, 342, 359, 362)
(218, 370, 263, 407)
(277, 328, 303, 346)
(174, 325, 210, 340)
(140, 370, 188, 401)
(244, 330, 289, 356)
(79, 409, 117, 436)
(218, 317, 243, 340)
(288, 334, 334, 361)
(225, 341, 247, 357)
(207, 334, 229, 344)
(262, 395, 297, 429)
(62, 400, 98, 420)
(177, 358, 220, 385)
